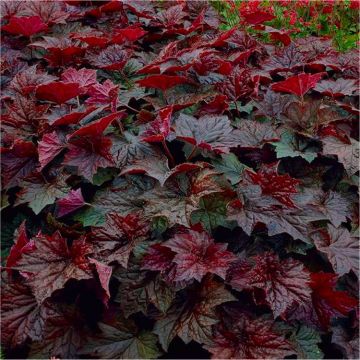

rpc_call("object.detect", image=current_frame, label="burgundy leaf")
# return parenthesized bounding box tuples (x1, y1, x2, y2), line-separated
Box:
(311, 225, 359, 276)
(243, 11, 275, 25)
(56, 188, 86, 218)
(1, 273, 46, 347)
(29, 302, 84, 358)
(35, 81, 80, 105)
(6, 221, 35, 271)
(205, 313, 294, 359)
(61, 67, 97, 94)
(111, 26, 147, 44)
(310, 273, 357, 329)
(228, 252, 311, 318)
(85, 79, 119, 112)
(142, 106, 173, 143)
(69, 111, 125, 138)
(154, 278, 235, 350)
(91, 212, 150, 268)
(14, 232, 93, 303)
(271, 73, 325, 97)
(2, 16, 48, 37)
(38, 131, 65, 169)
(1, 139, 38, 190)
(63, 135, 114, 182)
(247, 163, 300, 208)
(161, 229, 236, 282)
(137, 75, 194, 91)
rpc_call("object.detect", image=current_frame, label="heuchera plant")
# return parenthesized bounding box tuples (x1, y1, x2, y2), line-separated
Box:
(1, 1, 359, 359)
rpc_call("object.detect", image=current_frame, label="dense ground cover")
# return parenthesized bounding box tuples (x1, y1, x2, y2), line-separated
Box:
(1, 1, 359, 359)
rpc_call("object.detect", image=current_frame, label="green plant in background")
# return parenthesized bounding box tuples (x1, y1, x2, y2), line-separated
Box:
(211, 0, 359, 52)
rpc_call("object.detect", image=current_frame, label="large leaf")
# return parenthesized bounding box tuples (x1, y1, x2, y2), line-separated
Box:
(311, 225, 359, 276)
(15, 173, 69, 215)
(14, 232, 93, 303)
(228, 252, 311, 318)
(205, 312, 294, 359)
(1, 273, 46, 347)
(271, 73, 324, 97)
(154, 278, 235, 350)
(174, 113, 239, 153)
(79, 313, 161, 359)
(63, 135, 114, 182)
(29, 303, 84, 359)
(161, 229, 236, 282)
(113, 263, 175, 317)
(90, 212, 149, 268)
(322, 136, 359, 176)
(1, 140, 38, 190)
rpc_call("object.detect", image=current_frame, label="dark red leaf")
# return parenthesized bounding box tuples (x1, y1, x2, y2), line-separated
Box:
(164, 229, 236, 282)
(38, 131, 65, 169)
(69, 111, 125, 138)
(310, 273, 358, 329)
(137, 75, 194, 91)
(14, 232, 93, 303)
(6, 221, 35, 271)
(205, 312, 294, 359)
(56, 188, 86, 218)
(1, 139, 38, 189)
(247, 163, 300, 208)
(35, 81, 80, 104)
(243, 11, 275, 25)
(1, 273, 46, 347)
(90, 212, 150, 268)
(142, 106, 173, 143)
(271, 73, 325, 97)
(2, 16, 48, 37)
(85, 79, 119, 112)
(228, 252, 311, 318)
(111, 26, 147, 44)
(63, 135, 114, 182)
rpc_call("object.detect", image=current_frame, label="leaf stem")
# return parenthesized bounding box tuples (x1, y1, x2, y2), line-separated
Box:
(186, 145, 198, 161)
(117, 101, 139, 113)
(162, 139, 175, 167)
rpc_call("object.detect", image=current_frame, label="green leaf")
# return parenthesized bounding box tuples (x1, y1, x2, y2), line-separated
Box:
(79, 318, 161, 359)
(15, 174, 69, 215)
(151, 216, 168, 238)
(74, 206, 105, 227)
(212, 153, 246, 185)
(290, 325, 323, 359)
(92, 168, 117, 186)
(191, 194, 232, 232)
(1, 194, 9, 211)
(272, 132, 318, 163)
